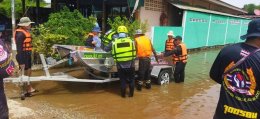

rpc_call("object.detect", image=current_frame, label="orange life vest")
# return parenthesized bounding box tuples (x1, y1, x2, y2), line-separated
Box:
(173, 43, 187, 64)
(135, 36, 152, 58)
(165, 38, 174, 51)
(15, 28, 32, 51)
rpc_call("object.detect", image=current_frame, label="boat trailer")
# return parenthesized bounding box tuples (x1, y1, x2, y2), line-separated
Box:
(4, 54, 120, 83)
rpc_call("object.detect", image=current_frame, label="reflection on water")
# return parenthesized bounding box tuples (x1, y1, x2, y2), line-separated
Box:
(6, 48, 222, 119)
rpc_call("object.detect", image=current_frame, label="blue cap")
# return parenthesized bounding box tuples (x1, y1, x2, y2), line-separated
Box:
(240, 19, 260, 40)
(92, 26, 101, 32)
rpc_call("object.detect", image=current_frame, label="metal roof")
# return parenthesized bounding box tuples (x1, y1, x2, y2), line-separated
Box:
(171, 3, 249, 19)
(210, 0, 247, 14)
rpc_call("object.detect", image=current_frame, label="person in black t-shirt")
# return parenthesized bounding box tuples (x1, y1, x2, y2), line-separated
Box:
(0, 26, 15, 119)
(210, 19, 260, 119)
(15, 17, 38, 97)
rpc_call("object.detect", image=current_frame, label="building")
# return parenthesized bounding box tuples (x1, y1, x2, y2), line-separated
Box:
(134, 0, 250, 50)
(48, 0, 251, 49)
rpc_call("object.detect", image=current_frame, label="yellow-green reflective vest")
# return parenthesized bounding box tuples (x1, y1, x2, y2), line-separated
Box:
(112, 37, 136, 62)
(103, 31, 116, 47)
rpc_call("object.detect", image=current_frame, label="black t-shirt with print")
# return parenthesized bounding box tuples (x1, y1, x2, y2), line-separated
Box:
(210, 43, 260, 119)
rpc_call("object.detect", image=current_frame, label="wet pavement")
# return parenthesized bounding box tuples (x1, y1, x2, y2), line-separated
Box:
(5, 48, 222, 119)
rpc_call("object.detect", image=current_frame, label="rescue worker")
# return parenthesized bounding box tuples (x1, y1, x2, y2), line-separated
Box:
(210, 19, 260, 119)
(0, 25, 14, 119)
(165, 30, 175, 52)
(15, 17, 38, 97)
(104, 26, 136, 98)
(164, 30, 176, 73)
(85, 33, 94, 48)
(164, 36, 187, 83)
(135, 29, 158, 91)
(102, 29, 118, 47)
(91, 26, 102, 50)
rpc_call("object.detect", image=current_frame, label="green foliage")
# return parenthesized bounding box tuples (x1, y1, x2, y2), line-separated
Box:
(43, 7, 96, 45)
(107, 16, 148, 38)
(32, 7, 96, 55)
(0, 0, 46, 18)
(32, 24, 68, 55)
(243, 4, 260, 14)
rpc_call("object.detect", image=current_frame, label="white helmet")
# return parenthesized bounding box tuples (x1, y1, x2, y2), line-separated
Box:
(167, 31, 174, 37)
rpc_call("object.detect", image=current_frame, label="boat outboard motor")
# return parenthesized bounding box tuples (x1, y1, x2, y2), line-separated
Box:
(104, 57, 114, 69)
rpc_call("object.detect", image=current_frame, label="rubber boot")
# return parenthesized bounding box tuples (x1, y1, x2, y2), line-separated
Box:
(145, 80, 151, 89)
(136, 80, 143, 91)
(121, 88, 126, 98)
(129, 86, 134, 97)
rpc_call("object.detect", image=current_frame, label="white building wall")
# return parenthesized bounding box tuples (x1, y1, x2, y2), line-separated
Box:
(139, 7, 161, 37)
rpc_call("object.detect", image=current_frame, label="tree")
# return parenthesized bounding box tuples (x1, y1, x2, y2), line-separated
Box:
(243, 4, 260, 14)
(32, 7, 97, 55)
(0, 0, 46, 18)
(107, 16, 148, 38)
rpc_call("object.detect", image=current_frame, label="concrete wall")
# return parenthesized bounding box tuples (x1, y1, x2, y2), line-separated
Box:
(139, 7, 161, 37)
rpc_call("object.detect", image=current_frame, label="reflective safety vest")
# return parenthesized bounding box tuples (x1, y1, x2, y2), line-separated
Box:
(103, 31, 116, 47)
(135, 36, 152, 58)
(165, 39, 174, 51)
(15, 28, 32, 51)
(173, 43, 187, 63)
(112, 37, 136, 62)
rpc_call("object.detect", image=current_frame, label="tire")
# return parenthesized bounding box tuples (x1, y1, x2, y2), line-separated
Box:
(157, 70, 170, 85)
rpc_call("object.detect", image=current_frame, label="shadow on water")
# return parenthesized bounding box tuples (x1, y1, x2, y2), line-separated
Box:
(6, 48, 223, 119)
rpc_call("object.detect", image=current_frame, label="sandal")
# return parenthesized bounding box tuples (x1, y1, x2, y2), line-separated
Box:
(29, 89, 39, 93)
(24, 93, 33, 97)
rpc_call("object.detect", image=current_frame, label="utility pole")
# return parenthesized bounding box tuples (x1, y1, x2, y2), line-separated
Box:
(36, 0, 40, 25)
(102, 0, 106, 33)
(11, 0, 17, 51)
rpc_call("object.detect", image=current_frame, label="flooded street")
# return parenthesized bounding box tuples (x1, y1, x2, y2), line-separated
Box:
(5, 48, 222, 119)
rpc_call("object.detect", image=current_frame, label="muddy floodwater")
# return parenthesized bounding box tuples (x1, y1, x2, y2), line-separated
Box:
(5, 48, 222, 119)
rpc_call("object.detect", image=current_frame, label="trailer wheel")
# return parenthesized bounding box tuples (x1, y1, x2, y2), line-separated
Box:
(157, 70, 170, 85)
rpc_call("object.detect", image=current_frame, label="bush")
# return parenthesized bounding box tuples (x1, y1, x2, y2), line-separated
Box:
(32, 24, 68, 55)
(107, 16, 148, 38)
(32, 7, 96, 55)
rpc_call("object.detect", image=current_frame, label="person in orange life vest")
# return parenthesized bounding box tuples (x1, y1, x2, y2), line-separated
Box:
(163, 30, 176, 80)
(164, 36, 187, 83)
(15, 17, 38, 97)
(85, 33, 95, 48)
(165, 30, 175, 52)
(134, 29, 158, 91)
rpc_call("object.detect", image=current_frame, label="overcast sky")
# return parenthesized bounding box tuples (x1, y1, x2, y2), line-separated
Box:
(221, 0, 260, 8)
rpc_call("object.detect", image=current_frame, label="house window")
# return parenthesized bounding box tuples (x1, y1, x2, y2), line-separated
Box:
(144, 0, 164, 12)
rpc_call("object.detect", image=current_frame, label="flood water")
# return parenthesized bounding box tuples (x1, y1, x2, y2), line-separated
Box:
(6, 48, 222, 119)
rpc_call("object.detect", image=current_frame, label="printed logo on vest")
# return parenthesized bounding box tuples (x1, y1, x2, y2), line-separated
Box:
(0, 45, 7, 62)
(223, 62, 260, 102)
(6, 62, 14, 75)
